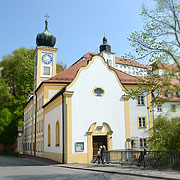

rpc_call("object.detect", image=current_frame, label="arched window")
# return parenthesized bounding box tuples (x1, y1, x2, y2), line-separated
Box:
(48, 124, 50, 146)
(56, 121, 60, 146)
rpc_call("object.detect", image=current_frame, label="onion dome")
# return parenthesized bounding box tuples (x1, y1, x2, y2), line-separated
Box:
(36, 20, 56, 47)
(99, 35, 111, 53)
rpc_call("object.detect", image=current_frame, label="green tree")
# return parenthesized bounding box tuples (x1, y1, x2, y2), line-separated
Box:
(0, 47, 67, 149)
(0, 78, 12, 135)
(125, 0, 180, 104)
(148, 116, 180, 150)
(0, 48, 34, 148)
(56, 61, 67, 73)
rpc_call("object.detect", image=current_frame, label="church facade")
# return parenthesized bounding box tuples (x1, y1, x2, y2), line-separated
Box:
(23, 20, 179, 163)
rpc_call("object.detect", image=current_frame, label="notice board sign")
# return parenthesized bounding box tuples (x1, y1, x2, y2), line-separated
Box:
(75, 142, 84, 152)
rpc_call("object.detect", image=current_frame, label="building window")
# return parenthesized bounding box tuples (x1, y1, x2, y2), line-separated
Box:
(48, 124, 51, 146)
(138, 117, 146, 128)
(56, 121, 60, 146)
(107, 59, 112, 66)
(137, 96, 145, 106)
(41, 96, 44, 107)
(139, 138, 147, 148)
(171, 104, 177, 112)
(157, 105, 162, 112)
(93, 87, 105, 96)
(43, 66, 50, 75)
(166, 90, 173, 98)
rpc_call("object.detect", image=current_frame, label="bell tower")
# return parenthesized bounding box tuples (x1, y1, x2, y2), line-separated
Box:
(34, 15, 58, 90)
(99, 35, 115, 67)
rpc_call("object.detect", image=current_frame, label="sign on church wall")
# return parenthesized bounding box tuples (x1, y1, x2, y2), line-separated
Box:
(75, 142, 84, 152)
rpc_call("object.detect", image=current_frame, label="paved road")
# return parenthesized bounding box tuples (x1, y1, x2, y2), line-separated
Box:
(0, 155, 168, 180)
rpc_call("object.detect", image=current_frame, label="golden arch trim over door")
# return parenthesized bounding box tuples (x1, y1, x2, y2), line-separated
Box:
(86, 122, 113, 163)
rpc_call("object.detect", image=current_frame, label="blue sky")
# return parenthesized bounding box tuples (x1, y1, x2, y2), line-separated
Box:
(1, 0, 155, 67)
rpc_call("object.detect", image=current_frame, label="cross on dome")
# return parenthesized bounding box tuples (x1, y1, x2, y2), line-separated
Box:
(44, 13, 49, 21)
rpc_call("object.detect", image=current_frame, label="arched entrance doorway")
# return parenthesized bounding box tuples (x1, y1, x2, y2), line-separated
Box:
(86, 122, 113, 163)
(93, 135, 107, 161)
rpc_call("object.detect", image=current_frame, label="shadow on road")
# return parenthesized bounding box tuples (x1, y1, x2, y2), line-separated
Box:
(0, 155, 58, 167)
(4, 173, 112, 180)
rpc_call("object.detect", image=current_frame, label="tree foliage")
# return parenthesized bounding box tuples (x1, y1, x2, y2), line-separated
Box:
(0, 47, 67, 148)
(128, 0, 180, 66)
(125, 0, 180, 104)
(148, 116, 180, 150)
(0, 48, 34, 146)
(56, 61, 67, 73)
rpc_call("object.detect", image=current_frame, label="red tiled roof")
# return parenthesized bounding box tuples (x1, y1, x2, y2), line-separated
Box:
(46, 59, 89, 83)
(115, 57, 152, 71)
(110, 67, 141, 84)
(46, 54, 141, 84)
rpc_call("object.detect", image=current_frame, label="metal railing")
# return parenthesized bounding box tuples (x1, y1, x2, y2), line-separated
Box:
(105, 150, 180, 169)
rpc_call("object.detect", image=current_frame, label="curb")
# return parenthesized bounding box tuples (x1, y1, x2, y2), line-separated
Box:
(58, 165, 179, 180)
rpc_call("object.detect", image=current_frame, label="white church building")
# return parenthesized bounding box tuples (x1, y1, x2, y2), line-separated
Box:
(23, 20, 180, 163)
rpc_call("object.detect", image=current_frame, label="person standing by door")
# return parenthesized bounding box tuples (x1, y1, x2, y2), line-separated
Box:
(102, 145, 106, 164)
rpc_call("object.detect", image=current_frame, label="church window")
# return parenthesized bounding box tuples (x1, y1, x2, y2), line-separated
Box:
(137, 95, 145, 106)
(56, 121, 60, 146)
(138, 117, 146, 128)
(139, 138, 147, 148)
(48, 124, 51, 146)
(93, 87, 105, 96)
(43, 66, 50, 75)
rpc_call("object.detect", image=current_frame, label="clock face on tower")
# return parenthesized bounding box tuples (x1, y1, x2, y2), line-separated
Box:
(41, 53, 53, 65)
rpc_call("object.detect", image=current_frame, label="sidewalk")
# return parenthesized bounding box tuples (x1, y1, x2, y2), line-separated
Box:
(58, 163, 180, 180)
(22, 155, 180, 180)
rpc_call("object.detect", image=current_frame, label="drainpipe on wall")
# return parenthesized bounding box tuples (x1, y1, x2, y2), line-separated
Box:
(62, 93, 65, 164)
(31, 101, 34, 155)
(34, 93, 37, 156)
